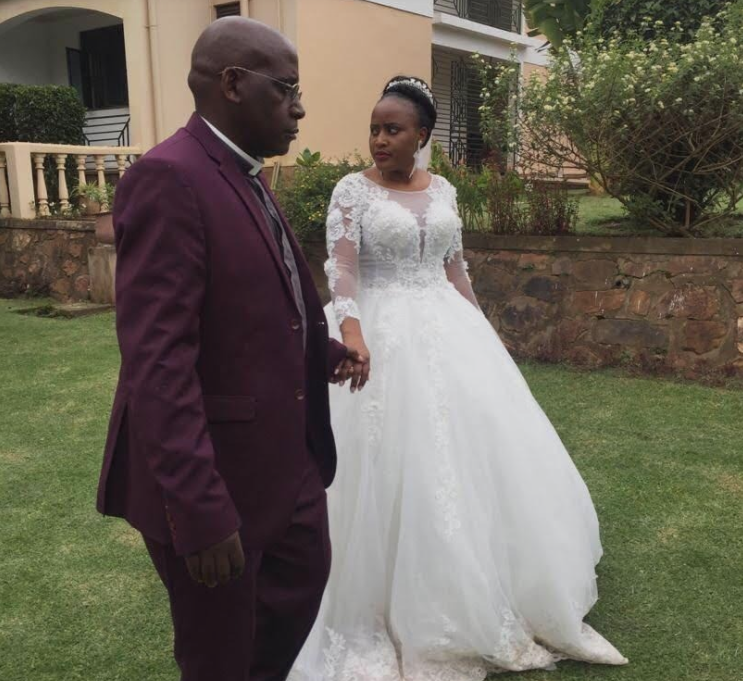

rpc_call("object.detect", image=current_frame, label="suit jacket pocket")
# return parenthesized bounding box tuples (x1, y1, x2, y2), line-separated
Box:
(203, 395, 257, 423)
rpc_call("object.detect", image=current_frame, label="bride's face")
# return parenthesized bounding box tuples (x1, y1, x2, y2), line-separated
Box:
(369, 97, 426, 174)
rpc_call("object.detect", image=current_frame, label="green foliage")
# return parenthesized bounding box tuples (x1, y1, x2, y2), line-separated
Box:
(0, 84, 21, 142)
(295, 148, 322, 168)
(0, 84, 86, 144)
(72, 182, 115, 205)
(479, 4, 743, 234)
(430, 141, 493, 231)
(524, 0, 592, 47)
(275, 150, 368, 240)
(591, 0, 730, 42)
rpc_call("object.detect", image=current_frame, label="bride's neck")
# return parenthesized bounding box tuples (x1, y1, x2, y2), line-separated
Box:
(379, 164, 416, 186)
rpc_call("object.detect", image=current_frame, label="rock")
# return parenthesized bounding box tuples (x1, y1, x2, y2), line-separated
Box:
(572, 289, 626, 316)
(11, 231, 32, 250)
(474, 266, 515, 299)
(666, 256, 725, 277)
(523, 276, 565, 303)
(738, 317, 743, 343)
(683, 321, 728, 355)
(656, 285, 720, 321)
(501, 297, 546, 330)
(573, 259, 617, 289)
(593, 320, 669, 348)
(73, 275, 90, 296)
(552, 257, 573, 276)
(68, 242, 84, 259)
(556, 318, 588, 345)
(627, 289, 652, 317)
(518, 253, 551, 270)
(619, 257, 666, 278)
(62, 259, 79, 276)
(487, 252, 520, 270)
(50, 278, 71, 299)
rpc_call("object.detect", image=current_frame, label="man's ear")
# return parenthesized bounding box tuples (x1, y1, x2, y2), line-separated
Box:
(221, 69, 242, 104)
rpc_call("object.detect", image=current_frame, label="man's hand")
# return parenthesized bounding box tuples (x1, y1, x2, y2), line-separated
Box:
(185, 531, 245, 588)
(333, 336, 371, 393)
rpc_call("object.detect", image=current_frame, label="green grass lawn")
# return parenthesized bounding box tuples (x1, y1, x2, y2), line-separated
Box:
(1, 298, 742, 681)
(575, 194, 743, 238)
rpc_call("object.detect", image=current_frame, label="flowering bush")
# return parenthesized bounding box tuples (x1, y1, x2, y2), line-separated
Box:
(429, 141, 493, 231)
(275, 151, 368, 241)
(592, 0, 729, 43)
(477, 3, 743, 235)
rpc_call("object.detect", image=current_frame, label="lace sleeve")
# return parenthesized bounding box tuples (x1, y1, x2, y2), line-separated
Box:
(442, 179, 480, 310)
(325, 175, 362, 325)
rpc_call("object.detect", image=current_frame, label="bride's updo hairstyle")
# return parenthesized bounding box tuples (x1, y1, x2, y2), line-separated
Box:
(381, 76, 437, 145)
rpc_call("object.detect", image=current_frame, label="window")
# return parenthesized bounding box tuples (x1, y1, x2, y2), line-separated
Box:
(215, 2, 241, 18)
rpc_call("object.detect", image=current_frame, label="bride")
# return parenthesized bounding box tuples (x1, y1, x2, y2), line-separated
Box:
(290, 76, 627, 681)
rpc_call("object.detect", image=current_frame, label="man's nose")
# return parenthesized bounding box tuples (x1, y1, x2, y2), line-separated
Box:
(291, 100, 306, 120)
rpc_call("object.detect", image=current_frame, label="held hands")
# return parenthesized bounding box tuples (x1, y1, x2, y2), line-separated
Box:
(333, 332, 371, 393)
(186, 531, 245, 588)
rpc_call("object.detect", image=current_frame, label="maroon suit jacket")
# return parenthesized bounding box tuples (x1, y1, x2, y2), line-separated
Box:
(97, 114, 346, 556)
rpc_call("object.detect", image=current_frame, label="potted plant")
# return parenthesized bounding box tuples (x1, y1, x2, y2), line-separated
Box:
(72, 182, 112, 216)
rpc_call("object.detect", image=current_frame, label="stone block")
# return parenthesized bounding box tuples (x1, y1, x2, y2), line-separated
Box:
(73, 275, 91, 297)
(501, 297, 546, 331)
(593, 320, 669, 348)
(62, 259, 79, 276)
(627, 289, 652, 317)
(518, 253, 551, 270)
(551, 257, 573, 276)
(731, 279, 743, 304)
(68, 242, 84, 259)
(619, 257, 667, 278)
(573, 259, 617, 288)
(523, 276, 565, 303)
(683, 321, 728, 355)
(572, 289, 626, 316)
(656, 285, 721, 321)
(50, 278, 71, 299)
(666, 256, 725, 277)
(475, 266, 515, 298)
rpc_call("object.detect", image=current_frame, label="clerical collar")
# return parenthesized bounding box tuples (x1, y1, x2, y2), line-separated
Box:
(201, 116, 263, 176)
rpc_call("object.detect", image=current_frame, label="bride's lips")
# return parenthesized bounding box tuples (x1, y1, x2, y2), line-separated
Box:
(374, 152, 391, 161)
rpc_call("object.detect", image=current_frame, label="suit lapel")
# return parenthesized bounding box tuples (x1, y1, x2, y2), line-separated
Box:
(185, 114, 298, 306)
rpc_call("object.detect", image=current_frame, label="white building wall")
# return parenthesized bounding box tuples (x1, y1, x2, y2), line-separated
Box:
(0, 11, 123, 87)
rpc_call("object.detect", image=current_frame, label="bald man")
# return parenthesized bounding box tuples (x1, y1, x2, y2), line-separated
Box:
(97, 18, 366, 681)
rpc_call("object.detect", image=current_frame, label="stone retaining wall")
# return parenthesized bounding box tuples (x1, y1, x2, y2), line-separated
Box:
(3, 220, 742, 379)
(0, 218, 95, 302)
(463, 234, 743, 380)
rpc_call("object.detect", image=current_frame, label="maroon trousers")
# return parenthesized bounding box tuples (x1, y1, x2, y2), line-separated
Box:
(144, 462, 331, 681)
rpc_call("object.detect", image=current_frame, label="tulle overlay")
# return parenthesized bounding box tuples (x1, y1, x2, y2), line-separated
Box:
(289, 173, 626, 680)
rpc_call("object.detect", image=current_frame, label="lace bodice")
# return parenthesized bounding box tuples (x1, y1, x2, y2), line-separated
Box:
(325, 172, 479, 325)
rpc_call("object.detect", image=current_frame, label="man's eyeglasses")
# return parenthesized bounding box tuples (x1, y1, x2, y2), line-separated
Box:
(218, 66, 302, 103)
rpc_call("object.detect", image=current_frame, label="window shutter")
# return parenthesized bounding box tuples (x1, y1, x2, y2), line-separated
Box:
(215, 3, 241, 19)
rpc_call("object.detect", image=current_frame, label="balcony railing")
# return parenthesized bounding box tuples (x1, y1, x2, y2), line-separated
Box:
(84, 111, 132, 147)
(434, 0, 522, 33)
(0, 143, 141, 220)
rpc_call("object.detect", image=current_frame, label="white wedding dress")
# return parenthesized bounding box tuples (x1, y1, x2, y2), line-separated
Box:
(289, 172, 627, 681)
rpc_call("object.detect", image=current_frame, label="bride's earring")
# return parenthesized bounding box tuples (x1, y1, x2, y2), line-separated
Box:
(409, 140, 422, 179)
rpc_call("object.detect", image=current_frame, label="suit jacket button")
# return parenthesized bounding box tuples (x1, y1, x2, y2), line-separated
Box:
(291, 319, 301, 331)
(317, 320, 326, 327)
(295, 389, 305, 400)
